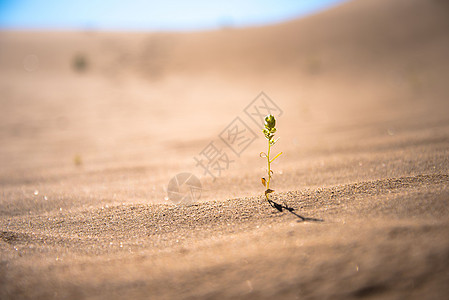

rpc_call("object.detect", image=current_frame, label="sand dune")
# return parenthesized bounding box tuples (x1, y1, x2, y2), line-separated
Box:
(1, 0, 449, 298)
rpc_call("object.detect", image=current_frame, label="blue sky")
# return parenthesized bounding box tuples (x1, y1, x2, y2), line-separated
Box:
(0, 0, 347, 31)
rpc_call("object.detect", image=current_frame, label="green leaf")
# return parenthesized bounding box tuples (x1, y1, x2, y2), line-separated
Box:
(270, 152, 283, 162)
(264, 115, 276, 128)
(265, 189, 275, 195)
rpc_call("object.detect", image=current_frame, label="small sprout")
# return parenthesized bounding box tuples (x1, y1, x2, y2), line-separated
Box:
(260, 120, 324, 221)
(261, 114, 283, 207)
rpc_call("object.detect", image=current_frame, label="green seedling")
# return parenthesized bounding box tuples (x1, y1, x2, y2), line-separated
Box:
(260, 117, 323, 221)
(260, 114, 284, 210)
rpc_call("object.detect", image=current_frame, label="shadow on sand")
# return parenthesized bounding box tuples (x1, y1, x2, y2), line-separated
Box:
(267, 199, 323, 222)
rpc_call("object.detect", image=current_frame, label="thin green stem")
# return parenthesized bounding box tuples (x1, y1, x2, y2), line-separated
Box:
(263, 114, 277, 205)
(266, 139, 271, 201)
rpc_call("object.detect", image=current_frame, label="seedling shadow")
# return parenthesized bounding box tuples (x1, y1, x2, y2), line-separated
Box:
(267, 199, 323, 222)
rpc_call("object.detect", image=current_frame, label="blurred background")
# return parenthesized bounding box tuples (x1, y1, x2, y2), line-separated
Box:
(0, 0, 346, 31)
(1, 0, 449, 215)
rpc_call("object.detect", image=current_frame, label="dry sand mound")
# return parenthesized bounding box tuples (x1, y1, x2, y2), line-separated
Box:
(1, 0, 449, 299)
(1, 174, 449, 299)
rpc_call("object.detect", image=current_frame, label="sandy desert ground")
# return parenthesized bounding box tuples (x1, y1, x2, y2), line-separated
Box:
(1, 0, 449, 299)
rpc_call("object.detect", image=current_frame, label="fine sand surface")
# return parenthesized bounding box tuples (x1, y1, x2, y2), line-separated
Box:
(1, 0, 449, 299)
